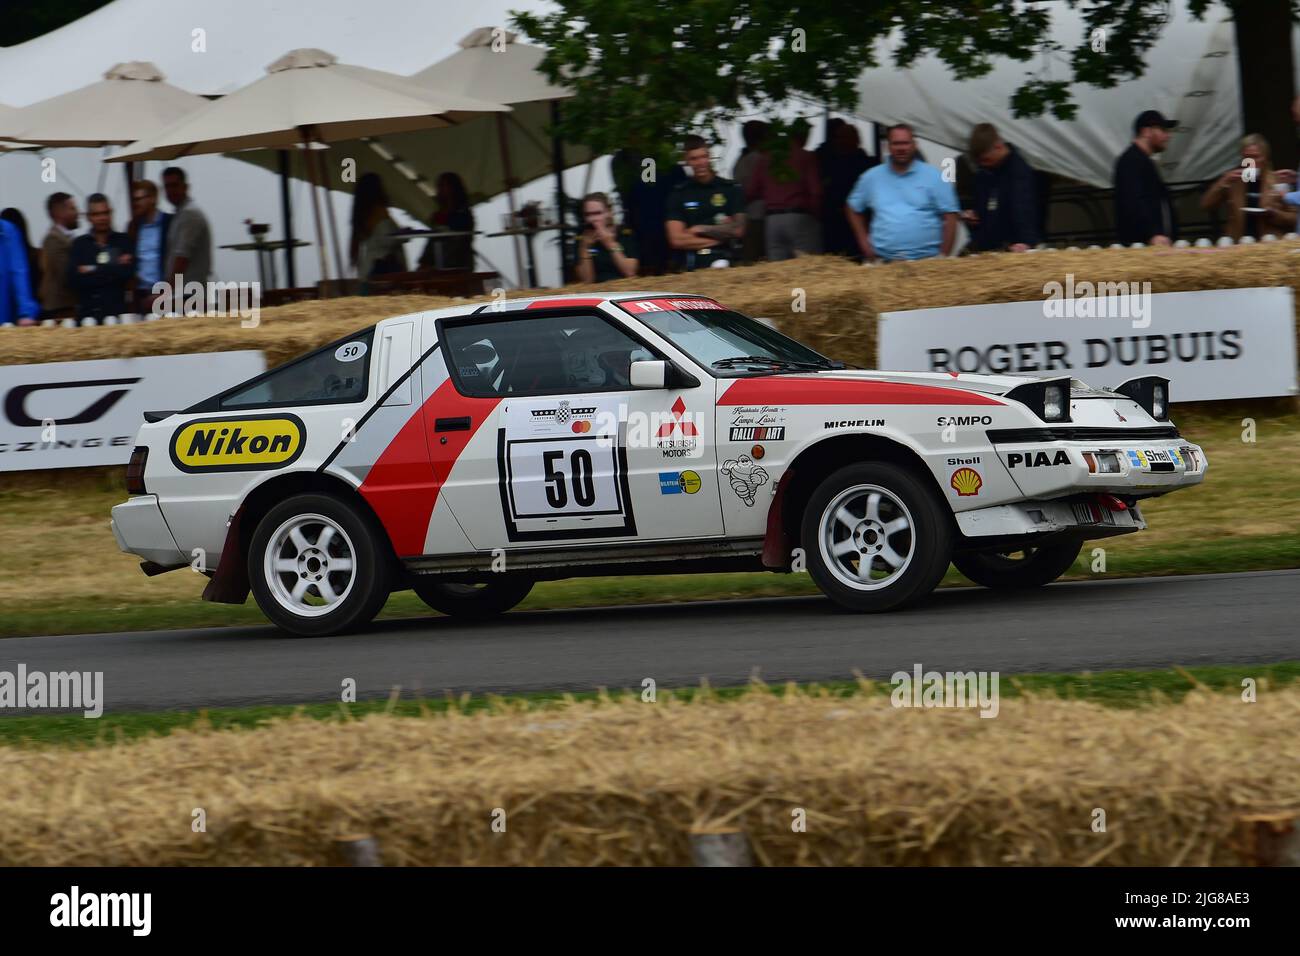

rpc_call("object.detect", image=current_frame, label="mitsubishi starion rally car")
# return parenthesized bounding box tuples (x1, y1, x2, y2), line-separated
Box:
(112, 293, 1206, 635)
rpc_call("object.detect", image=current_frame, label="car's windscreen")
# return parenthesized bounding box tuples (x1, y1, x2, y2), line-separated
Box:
(629, 306, 837, 374)
(219, 329, 375, 409)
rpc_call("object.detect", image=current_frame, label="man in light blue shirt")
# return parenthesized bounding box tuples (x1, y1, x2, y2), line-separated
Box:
(845, 123, 960, 261)
(129, 180, 171, 313)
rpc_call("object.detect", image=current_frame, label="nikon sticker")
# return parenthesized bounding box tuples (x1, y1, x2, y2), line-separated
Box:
(169, 414, 305, 473)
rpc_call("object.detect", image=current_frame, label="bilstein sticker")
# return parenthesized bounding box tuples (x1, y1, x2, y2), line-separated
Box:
(169, 414, 305, 473)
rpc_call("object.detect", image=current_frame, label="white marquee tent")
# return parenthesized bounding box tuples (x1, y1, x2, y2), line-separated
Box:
(850, 5, 1300, 188)
(0, 0, 587, 287)
(1, 0, 1293, 286)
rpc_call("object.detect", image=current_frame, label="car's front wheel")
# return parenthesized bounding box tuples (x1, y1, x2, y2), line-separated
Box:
(248, 493, 393, 636)
(952, 539, 1083, 589)
(801, 462, 953, 612)
(411, 577, 534, 619)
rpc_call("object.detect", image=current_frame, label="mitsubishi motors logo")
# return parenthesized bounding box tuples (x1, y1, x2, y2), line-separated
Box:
(656, 397, 699, 459)
(657, 397, 698, 438)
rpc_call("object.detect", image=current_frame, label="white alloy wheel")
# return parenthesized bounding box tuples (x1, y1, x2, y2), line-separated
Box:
(263, 513, 358, 618)
(817, 483, 916, 591)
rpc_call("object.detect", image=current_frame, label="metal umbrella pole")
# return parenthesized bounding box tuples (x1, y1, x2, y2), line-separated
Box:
(300, 131, 332, 287)
(312, 144, 346, 282)
(495, 113, 528, 288)
(278, 149, 297, 288)
(550, 100, 569, 284)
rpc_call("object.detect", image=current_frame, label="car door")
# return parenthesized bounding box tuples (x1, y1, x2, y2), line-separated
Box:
(429, 307, 723, 551)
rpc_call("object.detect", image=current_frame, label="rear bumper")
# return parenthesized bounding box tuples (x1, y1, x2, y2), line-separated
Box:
(110, 495, 187, 567)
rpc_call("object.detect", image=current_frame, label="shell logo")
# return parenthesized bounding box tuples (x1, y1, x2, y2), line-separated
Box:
(950, 467, 983, 496)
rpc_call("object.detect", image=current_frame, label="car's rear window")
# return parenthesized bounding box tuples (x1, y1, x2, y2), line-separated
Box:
(219, 329, 375, 409)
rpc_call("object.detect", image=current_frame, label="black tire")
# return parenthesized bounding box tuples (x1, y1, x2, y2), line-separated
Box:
(411, 577, 534, 619)
(247, 493, 393, 636)
(952, 539, 1083, 589)
(800, 461, 953, 612)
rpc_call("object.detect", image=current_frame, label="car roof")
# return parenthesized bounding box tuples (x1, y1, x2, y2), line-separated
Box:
(373, 292, 718, 330)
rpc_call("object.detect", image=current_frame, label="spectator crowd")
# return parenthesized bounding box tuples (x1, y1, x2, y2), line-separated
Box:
(1, 166, 212, 326)
(5, 96, 1300, 319)
(584, 95, 1300, 283)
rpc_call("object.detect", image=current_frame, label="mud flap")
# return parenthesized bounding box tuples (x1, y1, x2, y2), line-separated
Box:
(201, 509, 251, 605)
(761, 470, 794, 569)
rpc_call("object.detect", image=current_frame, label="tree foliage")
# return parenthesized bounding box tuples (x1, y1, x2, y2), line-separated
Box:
(512, 0, 1298, 158)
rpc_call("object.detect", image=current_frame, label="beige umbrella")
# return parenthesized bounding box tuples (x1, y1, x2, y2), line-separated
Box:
(1, 62, 208, 147)
(409, 27, 571, 106)
(409, 28, 576, 285)
(111, 48, 511, 285)
(225, 30, 591, 286)
(0, 63, 209, 199)
(0, 102, 31, 151)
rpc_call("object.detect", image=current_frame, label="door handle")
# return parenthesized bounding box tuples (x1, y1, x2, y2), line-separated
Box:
(435, 416, 472, 432)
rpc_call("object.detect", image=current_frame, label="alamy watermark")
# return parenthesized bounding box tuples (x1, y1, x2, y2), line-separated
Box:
(0, 665, 103, 718)
(890, 663, 999, 718)
(1043, 273, 1152, 329)
(150, 275, 261, 328)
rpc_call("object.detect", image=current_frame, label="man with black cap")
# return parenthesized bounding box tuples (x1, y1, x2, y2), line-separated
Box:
(1113, 110, 1178, 246)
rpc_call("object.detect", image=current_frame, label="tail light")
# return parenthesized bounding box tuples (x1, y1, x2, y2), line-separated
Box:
(126, 446, 148, 495)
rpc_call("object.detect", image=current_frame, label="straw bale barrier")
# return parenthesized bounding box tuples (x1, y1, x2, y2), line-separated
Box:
(4, 242, 1298, 374)
(3, 685, 1297, 866)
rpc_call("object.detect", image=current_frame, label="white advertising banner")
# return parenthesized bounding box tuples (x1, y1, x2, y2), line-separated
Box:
(0, 351, 266, 472)
(879, 286, 1298, 402)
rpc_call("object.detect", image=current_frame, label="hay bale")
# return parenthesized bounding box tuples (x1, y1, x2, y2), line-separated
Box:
(5, 242, 1295, 372)
(1, 686, 1296, 866)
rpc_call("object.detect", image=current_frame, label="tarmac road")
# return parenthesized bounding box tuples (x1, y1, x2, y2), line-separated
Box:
(0, 570, 1296, 714)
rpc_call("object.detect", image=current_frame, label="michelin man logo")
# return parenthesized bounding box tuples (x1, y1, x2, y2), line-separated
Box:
(721, 455, 769, 506)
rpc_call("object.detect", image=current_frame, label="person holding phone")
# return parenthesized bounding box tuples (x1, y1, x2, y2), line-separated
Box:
(1275, 95, 1300, 216)
(1201, 133, 1294, 240)
(575, 192, 638, 283)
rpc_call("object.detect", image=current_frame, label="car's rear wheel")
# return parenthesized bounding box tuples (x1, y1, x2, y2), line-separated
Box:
(411, 577, 534, 619)
(801, 462, 953, 612)
(248, 493, 392, 636)
(952, 539, 1083, 589)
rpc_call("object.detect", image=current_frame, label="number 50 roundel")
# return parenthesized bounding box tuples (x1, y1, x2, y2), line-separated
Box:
(496, 397, 636, 542)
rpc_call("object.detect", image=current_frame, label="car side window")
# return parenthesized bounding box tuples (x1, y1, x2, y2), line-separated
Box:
(443, 313, 655, 397)
(220, 330, 374, 409)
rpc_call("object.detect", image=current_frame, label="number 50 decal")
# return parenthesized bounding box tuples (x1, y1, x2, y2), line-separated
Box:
(498, 430, 637, 542)
(543, 448, 597, 509)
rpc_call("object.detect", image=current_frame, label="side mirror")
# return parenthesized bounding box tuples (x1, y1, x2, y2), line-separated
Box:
(629, 359, 668, 389)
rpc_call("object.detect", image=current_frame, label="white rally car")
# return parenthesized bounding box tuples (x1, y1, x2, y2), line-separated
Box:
(112, 293, 1206, 635)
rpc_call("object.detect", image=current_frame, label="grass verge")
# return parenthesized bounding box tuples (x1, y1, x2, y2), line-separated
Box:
(2, 660, 1295, 749)
(1, 531, 1296, 639)
(1, 407, 1295, 638)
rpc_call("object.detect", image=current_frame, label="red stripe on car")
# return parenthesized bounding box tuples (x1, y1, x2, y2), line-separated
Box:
(526, 298, 605, 309)
(359, 379, 500, 557)
(718, 377, 1002, 406)
(619, 297, 723, 313)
